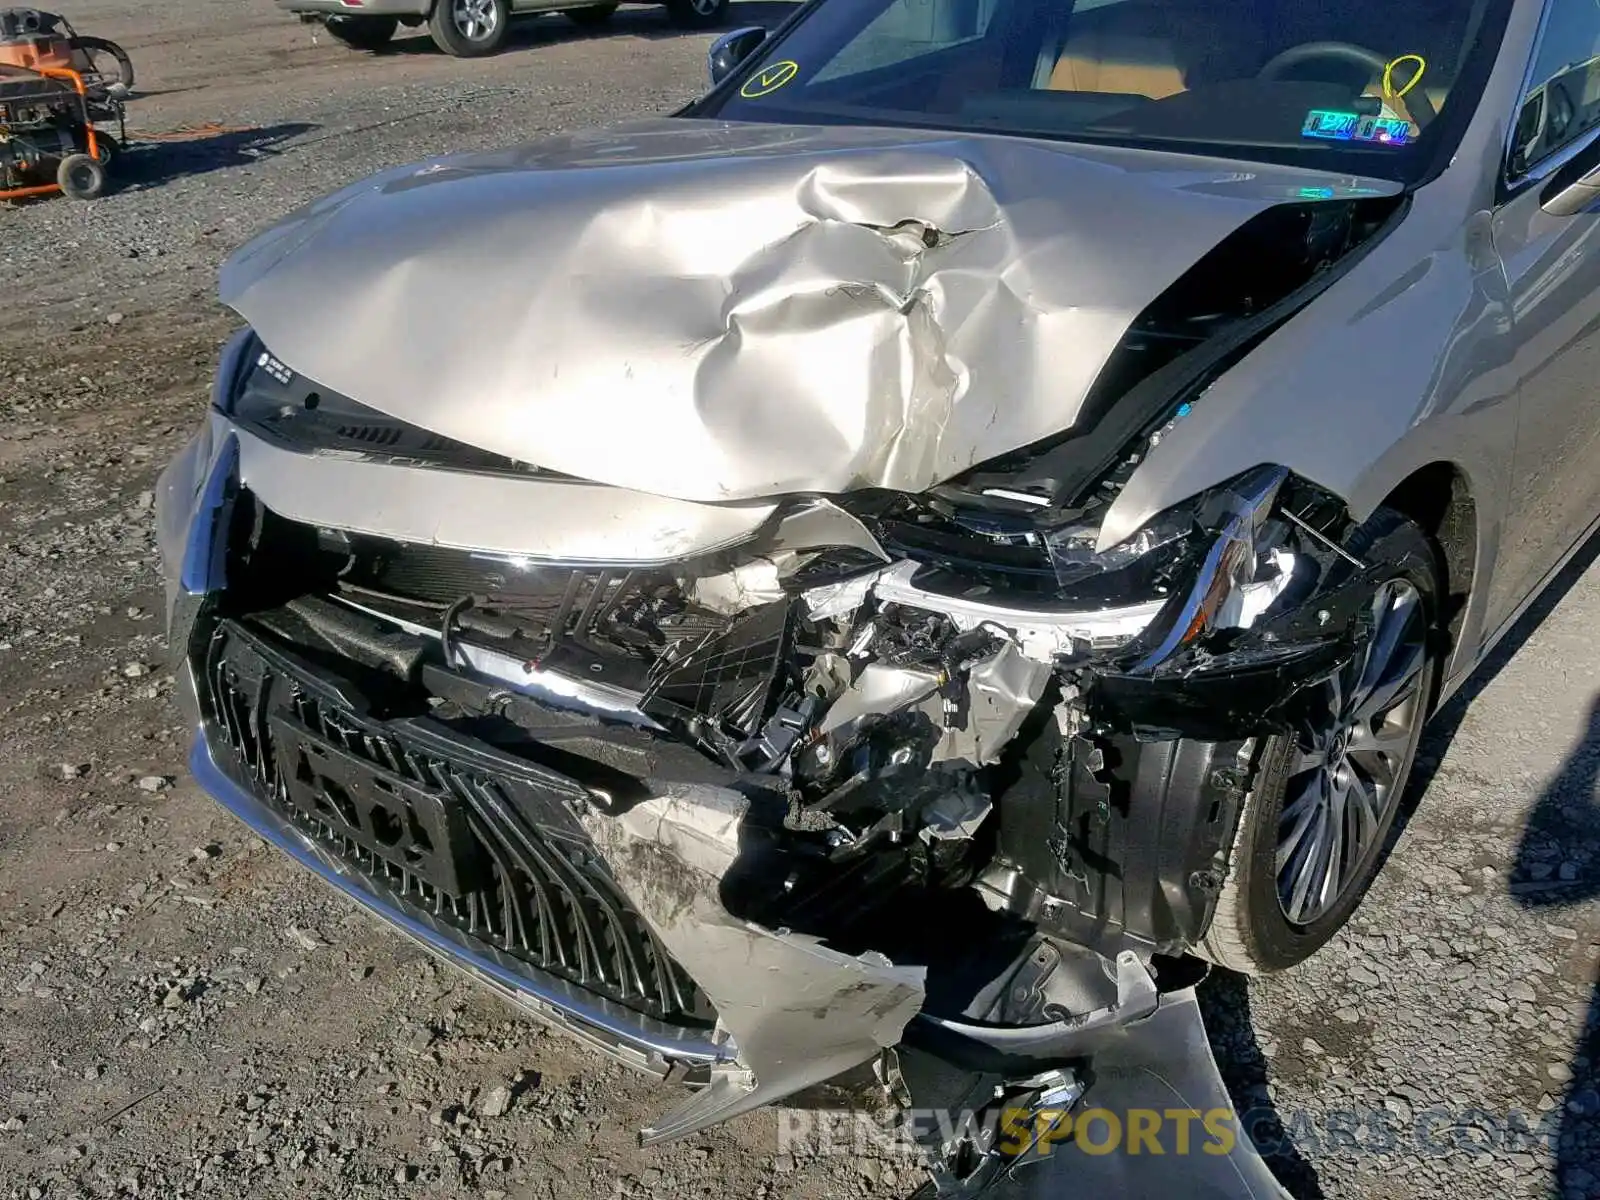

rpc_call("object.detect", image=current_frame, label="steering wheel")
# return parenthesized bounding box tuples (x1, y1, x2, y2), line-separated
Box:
(1257, 41, 1438, 127)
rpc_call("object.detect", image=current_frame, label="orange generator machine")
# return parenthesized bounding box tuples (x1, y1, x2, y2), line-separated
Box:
(0, 8, 132, 86)
(0, 8, 130, 200)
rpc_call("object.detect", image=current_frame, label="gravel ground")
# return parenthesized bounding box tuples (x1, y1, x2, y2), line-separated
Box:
(2, 5, 1599, 1198)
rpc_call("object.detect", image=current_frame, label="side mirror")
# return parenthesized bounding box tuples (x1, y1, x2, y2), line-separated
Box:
(708, 26, 768, 87)
(1540, 136, 1600, 217)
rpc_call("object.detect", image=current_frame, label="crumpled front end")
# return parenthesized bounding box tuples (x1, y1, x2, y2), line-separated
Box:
(159, 122, 1409, 1186)
(158, 355, 1380, 1163)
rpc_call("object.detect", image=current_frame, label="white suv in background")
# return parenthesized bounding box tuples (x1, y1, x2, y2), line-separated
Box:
(279, 0, 731, 57)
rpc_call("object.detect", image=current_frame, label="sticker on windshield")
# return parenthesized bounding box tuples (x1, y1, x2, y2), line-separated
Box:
(1301, 110, 1412, 146)
(740, 60, 799, 98)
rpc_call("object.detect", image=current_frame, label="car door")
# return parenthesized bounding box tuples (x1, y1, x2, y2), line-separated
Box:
(1491, 0, 1600, 618)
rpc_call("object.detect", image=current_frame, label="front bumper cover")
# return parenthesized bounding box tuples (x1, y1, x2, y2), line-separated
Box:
(189, 733, 727, 1073)
(277, 0, 432, 18)
(158, 409, 1307, 1193)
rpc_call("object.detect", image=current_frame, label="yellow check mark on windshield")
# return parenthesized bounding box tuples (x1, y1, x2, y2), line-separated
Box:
(740, 60, 799, 98)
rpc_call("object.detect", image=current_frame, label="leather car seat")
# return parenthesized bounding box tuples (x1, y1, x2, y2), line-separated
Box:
(1045, 1, 1186, 98)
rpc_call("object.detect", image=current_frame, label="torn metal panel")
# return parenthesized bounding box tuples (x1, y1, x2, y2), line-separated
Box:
(961, 643, 1050, 766)
(814, 641, 1050, 770)
(232, 425, 780, 563)
(578, 786, 926, 1144)
(916, 949, 1158, 1063)
(762, 498, 890, 561)
(803, 568, 884, 622)
(220, 119, 1398, 505)
(901, 984, 1289, 1200)
(1003, 985, 1290, 1200)
(817, 662, 944, 741)
(682, 554, 793, 616)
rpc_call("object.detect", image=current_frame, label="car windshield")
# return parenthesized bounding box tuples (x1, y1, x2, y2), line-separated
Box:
(702, 0, 1510, 179)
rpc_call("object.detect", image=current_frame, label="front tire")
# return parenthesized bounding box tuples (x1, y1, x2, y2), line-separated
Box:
(429, 0, 510, 55)
(324, 15, 400, 50)
(665, 0, 729, 29)
(1199, 508, 1441, 974)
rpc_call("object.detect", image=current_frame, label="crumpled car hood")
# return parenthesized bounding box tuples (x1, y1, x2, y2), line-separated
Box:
(221, 117, 1393, 504)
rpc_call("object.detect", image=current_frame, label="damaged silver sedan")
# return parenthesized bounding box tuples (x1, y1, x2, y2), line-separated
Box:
(158, 0, 1600, 1188)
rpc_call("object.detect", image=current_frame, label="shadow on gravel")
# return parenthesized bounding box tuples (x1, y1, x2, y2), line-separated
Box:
(1401, 528, 1600, 842)
(1199, 530, 1600, 1200)
(1369, 523, 1600, 1199)
(115, 122, 318, 192)
(1201, 971, 1326, 1200)
(369, 1, 802, 58)
(1512, 690, 1600, 1198)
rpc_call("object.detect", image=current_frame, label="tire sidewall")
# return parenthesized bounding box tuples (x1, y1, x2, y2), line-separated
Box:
(1215, 514, 1441, 971)
(429, 0, 510, 55)
(57, 154, 106, 200)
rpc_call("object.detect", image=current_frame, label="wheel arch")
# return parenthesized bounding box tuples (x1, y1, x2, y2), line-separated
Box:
(1375, 460, 1478, 695)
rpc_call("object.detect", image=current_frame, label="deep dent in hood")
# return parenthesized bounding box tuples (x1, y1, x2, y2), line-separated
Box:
(221, 118, 1394, 504)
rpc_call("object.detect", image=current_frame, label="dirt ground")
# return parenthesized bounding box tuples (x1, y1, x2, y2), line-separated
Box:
(3, 4, 1600, 1199)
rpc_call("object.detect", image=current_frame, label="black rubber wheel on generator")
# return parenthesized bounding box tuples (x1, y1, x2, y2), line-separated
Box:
(324, 15, 401, 50)
(429, 0, 511, 56)
(665, 0, 729, 28)
(69, 35, 135, 90)
(565, 4, 617, 27)
(1197, 507, 1442, 975)
(57, 153, 107, 201)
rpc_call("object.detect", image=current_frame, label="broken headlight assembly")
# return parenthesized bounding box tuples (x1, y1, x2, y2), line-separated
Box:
(1115, 464, 1295, 671)
(845, 463, 1296, 665)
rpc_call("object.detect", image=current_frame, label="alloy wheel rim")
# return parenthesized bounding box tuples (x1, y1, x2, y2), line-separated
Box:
(1275, 579, 1427, 926)
(453, 0, 500, 40)
(691, 0, 719, 14)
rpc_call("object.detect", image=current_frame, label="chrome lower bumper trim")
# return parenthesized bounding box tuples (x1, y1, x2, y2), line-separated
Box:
(189, 734, 731, 1074)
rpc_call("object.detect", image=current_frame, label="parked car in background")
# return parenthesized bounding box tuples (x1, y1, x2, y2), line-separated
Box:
(280, 0, 731, 57)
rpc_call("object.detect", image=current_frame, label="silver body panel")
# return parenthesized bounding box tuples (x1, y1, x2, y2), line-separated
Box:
(233, 419, 781, 564)
(277, 0, 432, 15)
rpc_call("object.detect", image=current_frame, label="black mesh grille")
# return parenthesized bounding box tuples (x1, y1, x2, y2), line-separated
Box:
(202, 619, 713, 1027)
